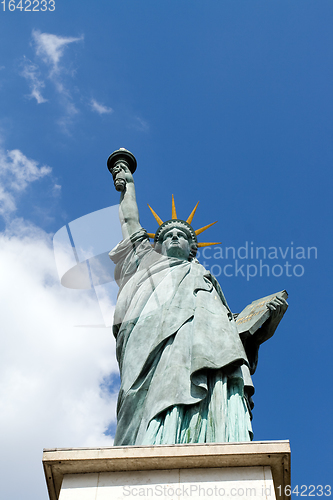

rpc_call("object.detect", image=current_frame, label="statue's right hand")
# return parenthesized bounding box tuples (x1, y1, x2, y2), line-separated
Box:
(112, 162, 134, 191)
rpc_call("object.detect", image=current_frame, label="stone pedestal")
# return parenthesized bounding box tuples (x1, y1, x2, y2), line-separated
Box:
(43, 441, 290, 500)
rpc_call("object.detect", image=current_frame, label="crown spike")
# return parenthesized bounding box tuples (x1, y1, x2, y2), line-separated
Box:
(195, 221, 218, 236)
(147, 205, 164, 226)
(197, 242, 221, 248)
(171, 194, 177, 220)
(186, 201, 199, 224)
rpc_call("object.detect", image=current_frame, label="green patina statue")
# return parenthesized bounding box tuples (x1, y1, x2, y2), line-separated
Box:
(107, 148, 288, 446)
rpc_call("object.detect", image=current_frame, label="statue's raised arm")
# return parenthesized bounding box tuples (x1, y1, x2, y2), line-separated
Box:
(107, 148, 141, 240)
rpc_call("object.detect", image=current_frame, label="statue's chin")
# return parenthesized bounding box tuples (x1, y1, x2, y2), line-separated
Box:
(165, 247, 189, 260)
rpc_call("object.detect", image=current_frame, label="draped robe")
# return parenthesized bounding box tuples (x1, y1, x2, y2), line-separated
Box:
(109, 229, 254, 445)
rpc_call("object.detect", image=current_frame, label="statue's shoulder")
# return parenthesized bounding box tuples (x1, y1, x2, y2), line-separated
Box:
(109, 228, 151, 262)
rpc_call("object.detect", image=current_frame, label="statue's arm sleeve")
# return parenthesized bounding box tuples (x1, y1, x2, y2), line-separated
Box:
(240, 335, 260, 375)
(109, 228, 153, 287)
(234, 313, 260, 375)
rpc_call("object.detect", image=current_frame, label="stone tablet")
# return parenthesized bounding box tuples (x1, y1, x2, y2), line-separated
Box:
(236, 290, 288, 336)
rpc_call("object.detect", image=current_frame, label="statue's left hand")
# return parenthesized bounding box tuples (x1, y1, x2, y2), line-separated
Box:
(252, 297, 288, 345)
(266, 296, 288, 317)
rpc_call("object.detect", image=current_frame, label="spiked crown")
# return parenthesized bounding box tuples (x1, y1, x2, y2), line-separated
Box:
(147, 195, 221, 259)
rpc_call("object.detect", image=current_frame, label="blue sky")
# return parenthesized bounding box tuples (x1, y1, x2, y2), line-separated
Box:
(0, 1, 332, 499)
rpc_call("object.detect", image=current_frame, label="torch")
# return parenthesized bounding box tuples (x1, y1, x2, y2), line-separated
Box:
(107, 148, 137, 191)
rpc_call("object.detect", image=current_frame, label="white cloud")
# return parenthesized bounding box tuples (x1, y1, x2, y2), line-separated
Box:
(0, 148, 52, 217)
(0, 184, 15, 215)
(21, 59, 47, 104)
(90, 98, 113, 115)
(132, 115, 149, 132)
(27, 30, 83, 128)
(0, 218, 118, 500)
(53, 183, 61, 196)
(32, 30, 83, 75)
(3, 149, 51, 190)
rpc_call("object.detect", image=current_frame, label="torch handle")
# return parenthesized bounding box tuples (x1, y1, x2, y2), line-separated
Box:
(107, 148, 137, 192)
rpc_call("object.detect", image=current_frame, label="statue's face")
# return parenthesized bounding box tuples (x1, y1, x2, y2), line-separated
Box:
(161, 228, 191, 260)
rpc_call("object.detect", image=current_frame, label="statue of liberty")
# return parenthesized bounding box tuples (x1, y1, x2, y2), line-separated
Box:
(107, 148, 288, 446)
